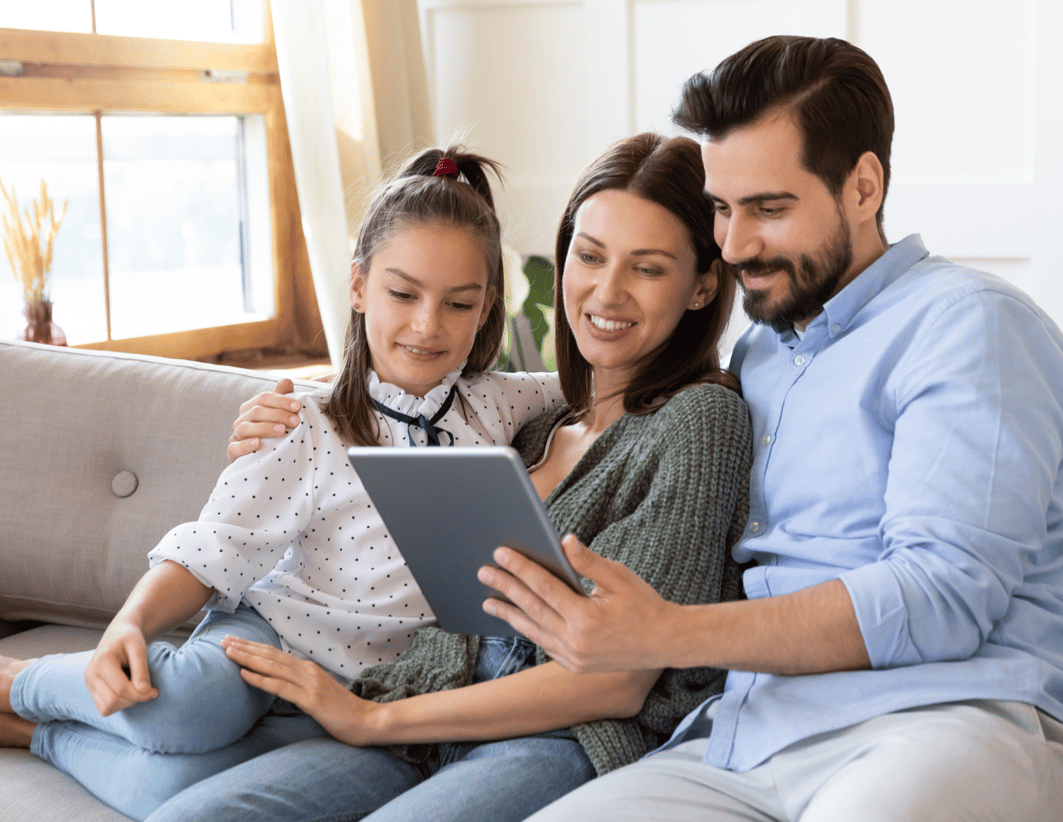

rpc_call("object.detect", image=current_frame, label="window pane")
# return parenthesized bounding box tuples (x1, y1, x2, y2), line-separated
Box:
(0, 1, 92, 33)
(0, 114, 105, 343)
(102, 115, 271, 339)
(94, 0, 263, 43)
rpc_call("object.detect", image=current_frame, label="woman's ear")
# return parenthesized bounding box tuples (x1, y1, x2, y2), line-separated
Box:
(350, 259, 366, 312)
(690, 259, 722, 310)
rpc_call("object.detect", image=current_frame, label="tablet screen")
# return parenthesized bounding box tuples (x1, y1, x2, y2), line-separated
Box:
(348, 446, 585, 637)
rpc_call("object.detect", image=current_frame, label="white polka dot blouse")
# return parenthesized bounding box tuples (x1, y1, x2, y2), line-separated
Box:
(148, 366, 563, 683)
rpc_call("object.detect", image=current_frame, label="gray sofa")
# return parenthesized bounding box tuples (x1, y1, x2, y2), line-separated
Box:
(0, 338, 317, 821)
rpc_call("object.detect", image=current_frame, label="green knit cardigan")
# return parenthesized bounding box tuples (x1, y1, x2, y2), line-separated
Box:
(351, 381, 753, 775)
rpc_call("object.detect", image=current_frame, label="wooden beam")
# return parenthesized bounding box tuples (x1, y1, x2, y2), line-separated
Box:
(0, 28, 277, 74)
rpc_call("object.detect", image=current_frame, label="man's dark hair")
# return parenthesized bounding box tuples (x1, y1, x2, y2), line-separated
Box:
(674, 35, 894, 229)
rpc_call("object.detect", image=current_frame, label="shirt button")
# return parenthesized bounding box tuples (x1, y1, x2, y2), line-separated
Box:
(794, 355, 806, 366)
(749, 521, 761, 533)
(831, 323, 842, 334)
(761, 434, 772, 446)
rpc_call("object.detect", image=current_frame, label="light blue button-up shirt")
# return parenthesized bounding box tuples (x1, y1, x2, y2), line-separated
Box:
(673, 234, 1063, 772)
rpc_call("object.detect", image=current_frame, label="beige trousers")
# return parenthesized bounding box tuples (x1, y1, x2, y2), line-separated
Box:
(527, 700, 1063, 821)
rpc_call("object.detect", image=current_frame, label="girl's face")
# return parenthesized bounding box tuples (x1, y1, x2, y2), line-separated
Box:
(563, 188, 717, 396)
(351, 221, 494, 397)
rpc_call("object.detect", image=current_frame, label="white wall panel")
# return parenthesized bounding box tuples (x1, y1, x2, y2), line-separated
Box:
(861, 0, 1036, 184)
(419, 1, 592, 255)
(857, 0, 1060, 327)
(418, 0, 1063, 336)
(631, 0, 846, 134)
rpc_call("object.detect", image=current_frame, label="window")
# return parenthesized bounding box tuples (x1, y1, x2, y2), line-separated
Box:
(0, 1, 314, 360)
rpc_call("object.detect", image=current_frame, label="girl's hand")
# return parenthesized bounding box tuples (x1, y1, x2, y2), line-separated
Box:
(227, 378, 302, 462)
(221, 636, 382, 746)
(85, 620, 159, 716)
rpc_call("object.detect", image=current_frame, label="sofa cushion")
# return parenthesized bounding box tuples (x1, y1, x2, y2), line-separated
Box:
(2, 750, 134, 822)
(0, 340, 317, 632)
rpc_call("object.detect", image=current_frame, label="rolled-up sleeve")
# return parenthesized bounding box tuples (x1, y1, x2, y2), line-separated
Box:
(842, 290, 1063, 668)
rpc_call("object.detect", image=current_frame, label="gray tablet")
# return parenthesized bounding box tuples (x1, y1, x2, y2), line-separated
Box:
(347, 445, 585, 638)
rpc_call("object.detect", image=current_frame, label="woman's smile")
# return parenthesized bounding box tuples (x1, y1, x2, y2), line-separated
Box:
(587, 314, 636, 334)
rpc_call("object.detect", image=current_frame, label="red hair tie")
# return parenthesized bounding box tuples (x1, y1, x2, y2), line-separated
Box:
(433, 158, 460, 179)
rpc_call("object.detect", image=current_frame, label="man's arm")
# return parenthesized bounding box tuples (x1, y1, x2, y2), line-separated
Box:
(480, 535, 870, 675)
(485, 289, 1063, 678)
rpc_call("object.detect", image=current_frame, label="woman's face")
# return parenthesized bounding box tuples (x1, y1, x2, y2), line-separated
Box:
(562, 188, 715, 394)
(351, 221, 493, 397)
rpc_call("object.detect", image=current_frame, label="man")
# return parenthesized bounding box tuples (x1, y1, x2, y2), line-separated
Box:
(479, 35, 1063, 819)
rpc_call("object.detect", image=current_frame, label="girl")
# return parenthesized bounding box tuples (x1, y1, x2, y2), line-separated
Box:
(147, 133, 754, 822)
(0, 146, 563, 820)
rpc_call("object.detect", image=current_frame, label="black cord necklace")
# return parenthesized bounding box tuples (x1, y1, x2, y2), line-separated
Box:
(373, 384, 458, 446)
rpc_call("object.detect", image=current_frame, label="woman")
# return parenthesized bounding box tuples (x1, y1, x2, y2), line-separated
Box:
(148, 132, 752, 822)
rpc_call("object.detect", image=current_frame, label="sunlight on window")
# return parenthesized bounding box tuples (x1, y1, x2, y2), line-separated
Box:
(95, 0, 263, 42)
(0, 0, 263, 43)
(0, 113, 273, 344)
(0, 1, 91, 33)
(0, 115, 105, 342)
(103, 115, 270, 338)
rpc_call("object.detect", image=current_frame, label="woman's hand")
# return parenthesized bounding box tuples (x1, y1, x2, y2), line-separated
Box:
(221, 636, 382, 746)
(227, 378, 302, 462)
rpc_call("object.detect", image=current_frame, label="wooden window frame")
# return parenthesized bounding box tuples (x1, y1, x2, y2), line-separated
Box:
(0, 6, 313, 360)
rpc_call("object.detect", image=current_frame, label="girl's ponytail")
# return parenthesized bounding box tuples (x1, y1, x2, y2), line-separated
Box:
(395, 146, 502, 212)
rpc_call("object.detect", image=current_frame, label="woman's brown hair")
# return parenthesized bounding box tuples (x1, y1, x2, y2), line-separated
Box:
(321, 146, 506, 445)
(553, 132, 739, 416)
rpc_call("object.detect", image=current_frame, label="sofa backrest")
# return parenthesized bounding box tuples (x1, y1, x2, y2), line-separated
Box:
(0, 340, 320, 631)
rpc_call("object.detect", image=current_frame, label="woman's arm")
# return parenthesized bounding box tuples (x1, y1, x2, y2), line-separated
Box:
(85, 560, 214, 716)
(222, 635, 660, 747)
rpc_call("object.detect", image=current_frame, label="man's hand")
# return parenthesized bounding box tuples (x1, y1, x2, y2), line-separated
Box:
(84, 620, 158, 716)
(479, 534, 678, 673)
(227, 378, 301, 462)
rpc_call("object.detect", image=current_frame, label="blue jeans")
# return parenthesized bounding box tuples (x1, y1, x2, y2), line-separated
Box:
(11, 606, 328, 819)
(145, 636, 597, 822)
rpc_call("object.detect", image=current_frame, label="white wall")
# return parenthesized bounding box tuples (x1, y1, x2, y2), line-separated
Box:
(416, 0, 1063, 354)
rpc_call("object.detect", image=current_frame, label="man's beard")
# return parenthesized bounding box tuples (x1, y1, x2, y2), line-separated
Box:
(731, 216, 854, 332)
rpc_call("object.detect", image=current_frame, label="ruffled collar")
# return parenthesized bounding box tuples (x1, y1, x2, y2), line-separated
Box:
(368, 364, 464, 420)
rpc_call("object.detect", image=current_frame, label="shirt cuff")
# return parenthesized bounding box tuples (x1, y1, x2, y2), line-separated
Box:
(839, 561, 917, 669)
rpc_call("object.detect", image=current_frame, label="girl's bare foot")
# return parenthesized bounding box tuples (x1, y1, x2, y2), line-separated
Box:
(0, 655, 35, 712)
(0, 712, 35, 748)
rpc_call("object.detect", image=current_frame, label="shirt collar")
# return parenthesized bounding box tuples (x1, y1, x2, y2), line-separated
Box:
(804, 234, 930, 336)
(368, 363, 465, 420)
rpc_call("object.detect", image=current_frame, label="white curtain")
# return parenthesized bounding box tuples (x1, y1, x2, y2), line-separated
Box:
(270, 0, 433, 364)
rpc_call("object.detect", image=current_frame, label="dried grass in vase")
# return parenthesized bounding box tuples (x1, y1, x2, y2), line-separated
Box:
(1, 177, 67, 305)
